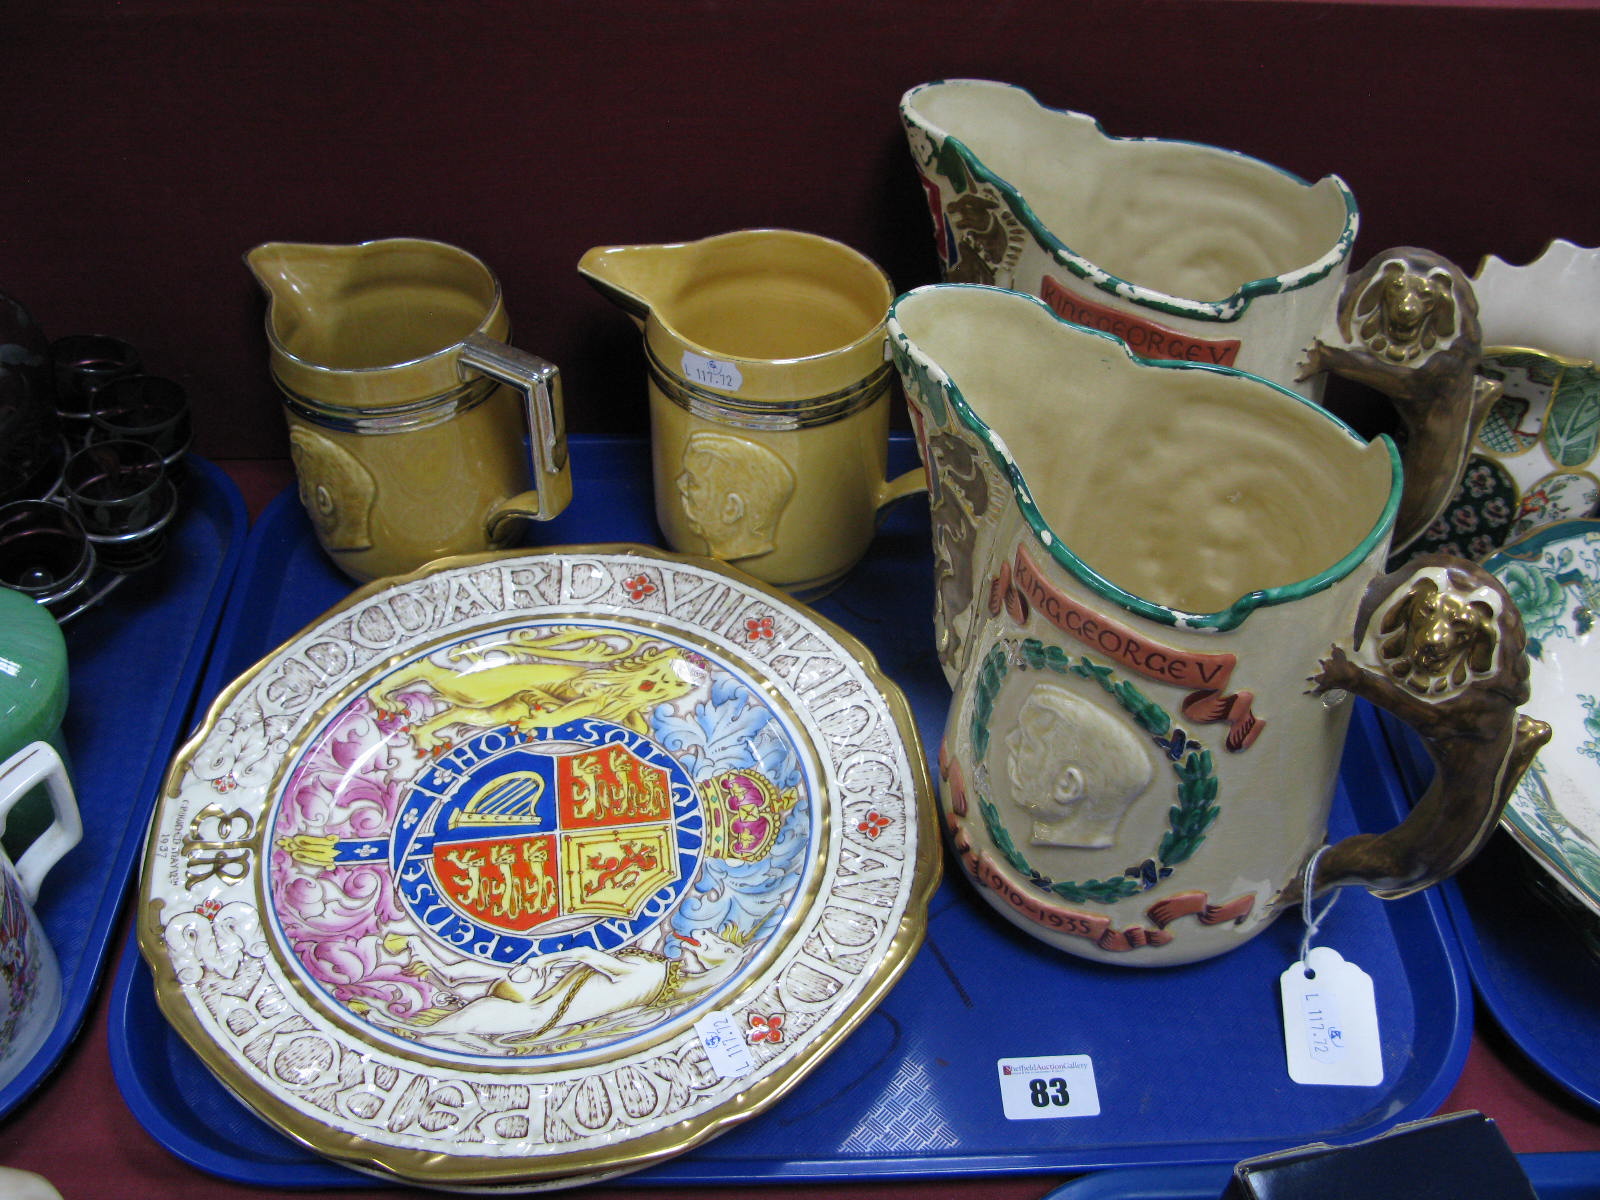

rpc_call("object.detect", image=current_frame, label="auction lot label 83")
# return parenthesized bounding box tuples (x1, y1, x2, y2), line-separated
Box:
(996, 1055, 1101, 1120)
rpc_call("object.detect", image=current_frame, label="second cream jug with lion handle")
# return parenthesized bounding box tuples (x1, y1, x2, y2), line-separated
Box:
(901, 79, 1503, 557)
(889, 283, 1550, 966)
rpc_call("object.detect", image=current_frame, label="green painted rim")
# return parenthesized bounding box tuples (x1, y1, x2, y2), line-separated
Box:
(902, 80, 1360, 324)
(887, 283, 1402, 632)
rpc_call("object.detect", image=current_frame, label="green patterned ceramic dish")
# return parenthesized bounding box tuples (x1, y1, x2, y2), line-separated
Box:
(1485, 519, 1600, 918)
(1416, 242, 1600, 559)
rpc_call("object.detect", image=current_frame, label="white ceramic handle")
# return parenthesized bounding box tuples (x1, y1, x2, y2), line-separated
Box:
(0, 742, 82, 901)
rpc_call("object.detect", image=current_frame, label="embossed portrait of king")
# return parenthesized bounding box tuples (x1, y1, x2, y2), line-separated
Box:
(675, 430, 796, 562)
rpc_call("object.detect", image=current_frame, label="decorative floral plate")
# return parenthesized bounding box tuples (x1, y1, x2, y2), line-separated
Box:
(137, 545, 937, 1190)
(1485, 519, 1600, 919)
(1415, 242, 1600, 559)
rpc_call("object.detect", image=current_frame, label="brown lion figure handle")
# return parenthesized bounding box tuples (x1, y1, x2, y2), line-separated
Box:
(1299, 248, 1504, 561)
(1284, 555, 1552, 906)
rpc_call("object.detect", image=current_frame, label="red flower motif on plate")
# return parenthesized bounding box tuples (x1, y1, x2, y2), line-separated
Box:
(857, 811, 892, 839)
(748, 1012, 785, 1044)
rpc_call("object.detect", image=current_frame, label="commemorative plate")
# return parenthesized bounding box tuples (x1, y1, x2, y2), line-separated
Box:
(137, 545, 937, 1189)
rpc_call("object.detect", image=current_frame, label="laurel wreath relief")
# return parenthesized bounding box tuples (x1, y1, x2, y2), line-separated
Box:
(970, 637, 1221, 905)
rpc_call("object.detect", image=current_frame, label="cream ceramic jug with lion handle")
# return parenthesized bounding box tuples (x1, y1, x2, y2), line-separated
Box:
(889, 283, 1550, 966)
(248, 238, 571, 583)
(901, 79, 1502, 558)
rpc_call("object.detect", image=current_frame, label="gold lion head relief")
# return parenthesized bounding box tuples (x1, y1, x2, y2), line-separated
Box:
(1340, 250, 1477, 366)
(1374, 567, 1502, 697)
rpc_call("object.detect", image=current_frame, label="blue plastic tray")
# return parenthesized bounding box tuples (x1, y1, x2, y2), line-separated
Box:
(1, 456, 244, 1118)
(110, 436, 1473, 1186)
(1037, 1153, 1600, 1199)
(1381, 713, 1600, 1114)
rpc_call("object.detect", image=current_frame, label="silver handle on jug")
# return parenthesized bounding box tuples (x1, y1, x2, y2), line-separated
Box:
(460, 332, 573, 527)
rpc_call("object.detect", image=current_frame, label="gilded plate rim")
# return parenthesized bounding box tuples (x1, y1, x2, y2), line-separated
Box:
(137, 543, 939, 1187)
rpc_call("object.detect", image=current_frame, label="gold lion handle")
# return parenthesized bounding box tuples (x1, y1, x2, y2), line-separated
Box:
(1286, 555, 1551, 905)
(1298, 248, 1503, 560)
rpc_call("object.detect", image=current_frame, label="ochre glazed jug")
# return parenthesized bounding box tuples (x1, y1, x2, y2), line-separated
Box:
(888, 283, 1550, 966)
(579, 230, 923, 598)
(248, 238, 571, 583)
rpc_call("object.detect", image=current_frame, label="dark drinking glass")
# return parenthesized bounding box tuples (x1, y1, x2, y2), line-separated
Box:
(89, 375, 190, 462)
(0, 500, 95, 614)
(50, 334, 141, 444)
(61, 439, 176, 572)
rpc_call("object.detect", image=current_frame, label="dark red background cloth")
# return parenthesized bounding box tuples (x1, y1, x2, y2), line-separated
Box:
(4, 0, 1600, 1193)
(3, 1, 1599, 462)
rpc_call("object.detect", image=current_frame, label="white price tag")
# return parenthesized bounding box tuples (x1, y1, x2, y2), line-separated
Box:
(996, 1055, 1100, 1120)
(694, 1010, 755, 1080)
(681, 351, 743, 392)
(1280, 945, 1383, 1087)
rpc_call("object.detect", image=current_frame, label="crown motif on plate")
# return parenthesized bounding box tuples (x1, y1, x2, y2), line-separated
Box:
(699, 769, 798, 862)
